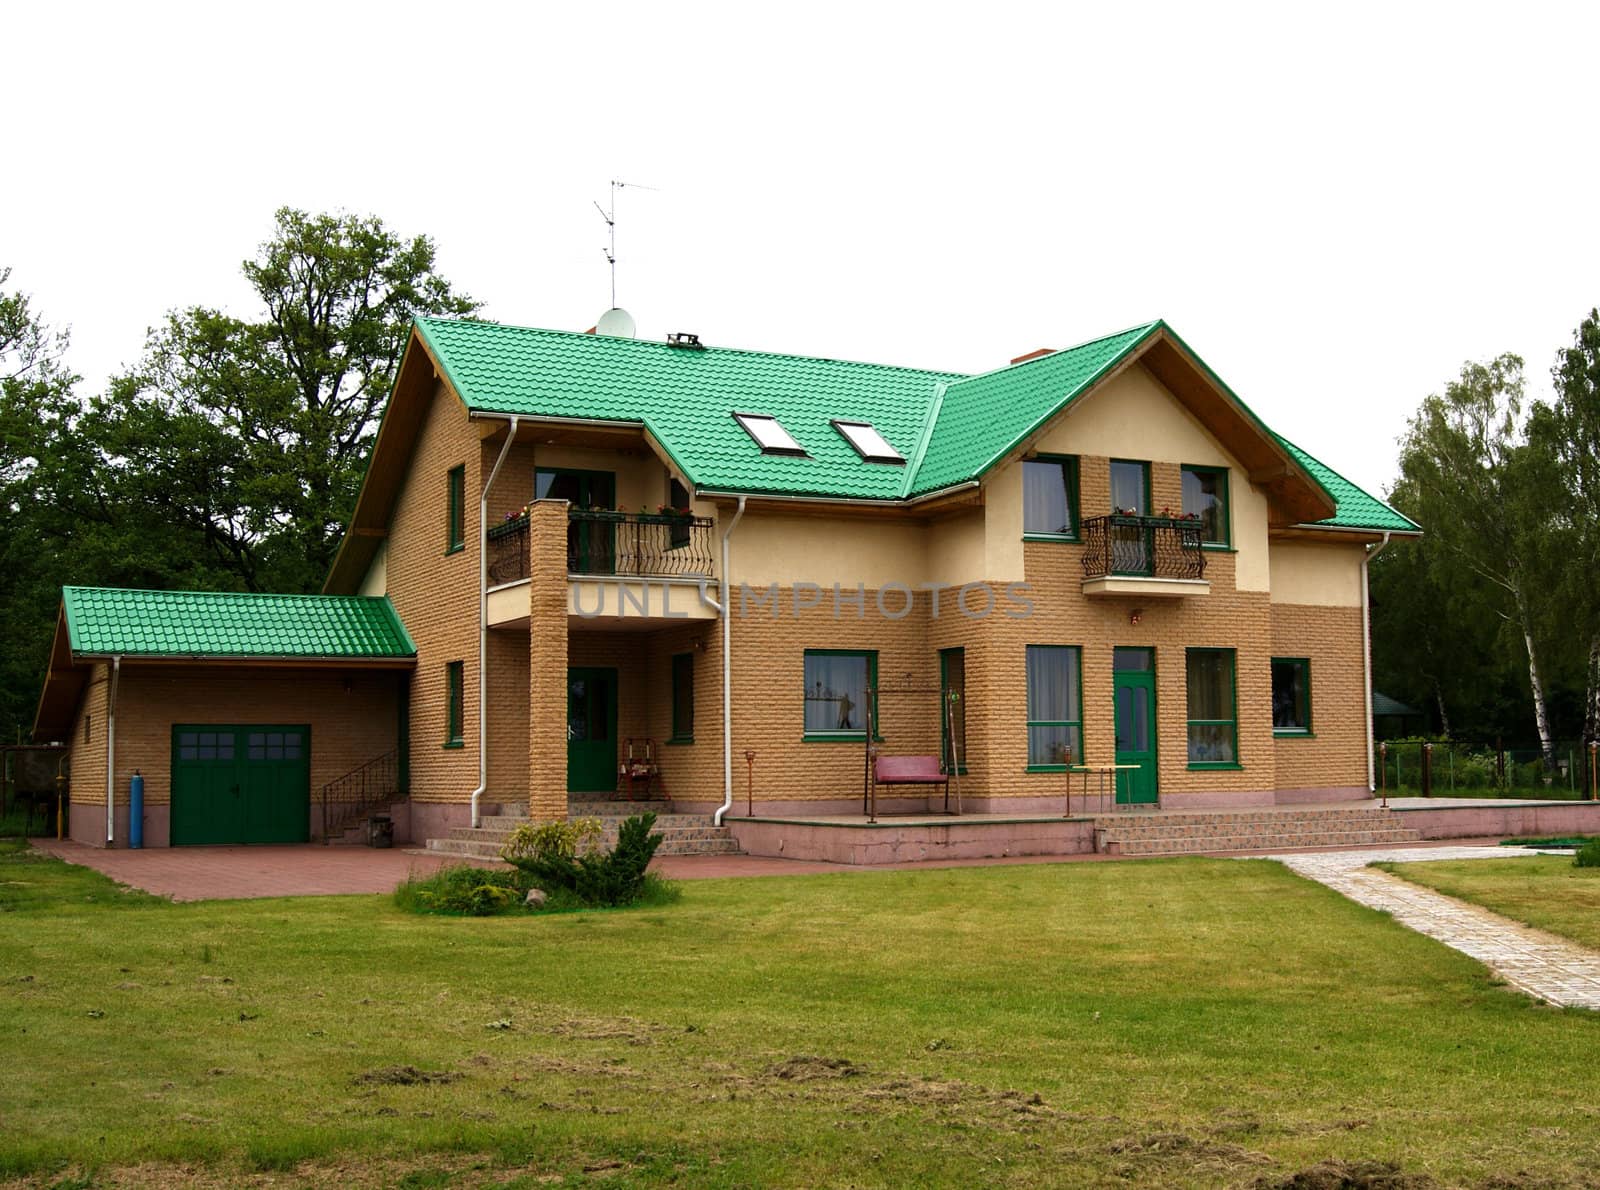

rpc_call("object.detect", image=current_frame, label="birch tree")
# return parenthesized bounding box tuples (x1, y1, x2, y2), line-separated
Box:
(1396, 355, 1558, 768)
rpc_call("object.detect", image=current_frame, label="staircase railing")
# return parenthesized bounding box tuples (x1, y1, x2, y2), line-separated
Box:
(318, 748, 401, 843)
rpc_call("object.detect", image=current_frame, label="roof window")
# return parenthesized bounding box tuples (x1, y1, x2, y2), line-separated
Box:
(831, 419, 904, 465)
(733, 412, 808, 457)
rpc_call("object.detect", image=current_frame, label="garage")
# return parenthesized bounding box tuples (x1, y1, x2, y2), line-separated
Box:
(170, 725, 311, 845)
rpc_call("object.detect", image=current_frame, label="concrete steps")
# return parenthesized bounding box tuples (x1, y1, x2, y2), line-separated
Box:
(422, 802, 741, 862)
(1094, 806, 1421, 857)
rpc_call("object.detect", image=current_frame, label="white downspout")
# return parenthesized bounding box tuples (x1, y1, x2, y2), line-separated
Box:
(1361, 531, 1393, 794)
(105, 655, 121, 845)
(472, 416, 519, 829)
(713, 496, 748, 826)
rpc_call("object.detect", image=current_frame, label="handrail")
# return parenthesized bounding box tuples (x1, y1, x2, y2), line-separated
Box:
(318, 748, 401, 843)
(488, 510, 717, 584)
(1080, 514, 1206, 581)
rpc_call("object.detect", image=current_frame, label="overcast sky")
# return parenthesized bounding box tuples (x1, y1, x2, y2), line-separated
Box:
(6, 1, 1597, 500)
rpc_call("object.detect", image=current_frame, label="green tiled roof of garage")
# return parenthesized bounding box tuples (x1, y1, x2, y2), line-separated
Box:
(413, 317, 1414, 533)
(61, 588, 416, 659)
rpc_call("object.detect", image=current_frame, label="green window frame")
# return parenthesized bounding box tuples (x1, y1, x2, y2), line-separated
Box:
(1109, 458, 1151, 516)
(1271, 657, 1312, 736)
(1186, 648, 1239, 768)
(803, 649, 878, 741)
(444, 661, 464, 748)
(446, 465, 466, 554)
(1022, 455, 1080, 541)
(670, 652, 695, 743)
(1181, 464, 1231, 548)
(1025, 644, 1084, 771)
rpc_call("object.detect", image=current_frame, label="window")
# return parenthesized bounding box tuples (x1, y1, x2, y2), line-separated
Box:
(1272, 657, 1311, 734)
(1186, 648, 1238, 766)
(668, 476, 693, 549)
(446, 465, 465, 553)
(1026, 645, 1083, 769)
(671, 653, 695, 742)
(1109, 459, 1149, 516)
(1023, 456, 1079, 538)
(733, 412, 807, 457)
(247, 730, 303, 761)
(803, 650, 876, 739)
(445, 661, 464, 747)
(1182, 465, 1230, 547)
(832, 419, 904, 464)
(940, 647, 966, 771)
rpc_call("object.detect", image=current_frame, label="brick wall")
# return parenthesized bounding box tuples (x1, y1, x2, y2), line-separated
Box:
(65, 665, 400, 847)
(1269, 602, 1368, 793)
(386, 380, 482, 808)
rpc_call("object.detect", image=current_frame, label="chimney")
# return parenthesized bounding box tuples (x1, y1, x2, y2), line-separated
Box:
(1010, 348, 1056, 365)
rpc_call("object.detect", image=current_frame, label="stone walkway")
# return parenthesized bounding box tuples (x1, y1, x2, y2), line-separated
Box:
(1270, 845, 1600, 1010)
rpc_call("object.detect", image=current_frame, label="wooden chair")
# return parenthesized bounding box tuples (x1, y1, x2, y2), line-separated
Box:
(616, 738, 665, 800)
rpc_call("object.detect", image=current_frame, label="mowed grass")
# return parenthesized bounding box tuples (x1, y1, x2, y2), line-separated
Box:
(1381, 853, 1600, 951)
(2, 840, 1599, 1188)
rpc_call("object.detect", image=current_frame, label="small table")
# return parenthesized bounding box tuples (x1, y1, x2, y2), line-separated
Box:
(1065, 764, 1143, 816)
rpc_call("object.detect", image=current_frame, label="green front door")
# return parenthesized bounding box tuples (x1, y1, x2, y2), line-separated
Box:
(171, 725, 311, 845)
(1112, 649, 1158, 804)
(566, 668, 617, 793)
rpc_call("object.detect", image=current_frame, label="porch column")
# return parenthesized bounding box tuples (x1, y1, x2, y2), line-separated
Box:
(528, 499, 569, 822)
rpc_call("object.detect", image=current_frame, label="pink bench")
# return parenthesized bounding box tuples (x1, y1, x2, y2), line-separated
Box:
(874, 755, 948, 786)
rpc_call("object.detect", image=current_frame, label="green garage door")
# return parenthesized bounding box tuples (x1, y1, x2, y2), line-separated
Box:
(171, 725, 311, 845)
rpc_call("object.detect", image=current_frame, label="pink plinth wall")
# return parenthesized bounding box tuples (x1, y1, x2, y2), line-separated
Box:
(66, 798, 417, 848)
(729, 817, 1097, 865)
(1393, 801, 1600, 839)
(678, 787, 1370, 818)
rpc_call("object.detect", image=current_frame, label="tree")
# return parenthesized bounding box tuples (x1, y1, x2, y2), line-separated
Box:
(1542, 309, 1600, 744)
(104, 208, 480, 592)
(0, 268, 82, 741)
(1395, 355, 1560, 767)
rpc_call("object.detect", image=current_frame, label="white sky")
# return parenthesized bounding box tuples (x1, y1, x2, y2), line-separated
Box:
(6, 0, 1597, 500)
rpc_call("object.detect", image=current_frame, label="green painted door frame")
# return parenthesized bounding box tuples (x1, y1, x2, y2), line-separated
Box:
(1112, 649, 1158, 804)
(566, 667, 618, 793)
(536, 467, 616, 574)
(170, 725, 311, 845)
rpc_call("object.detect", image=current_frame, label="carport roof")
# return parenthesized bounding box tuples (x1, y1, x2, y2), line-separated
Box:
(60, 587, 416, 659)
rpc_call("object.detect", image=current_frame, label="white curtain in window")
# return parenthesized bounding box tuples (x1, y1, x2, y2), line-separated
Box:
(1110, 462, 1147, 515)
(1023, 461, 1071, 534)
(804, 654, 868, 733)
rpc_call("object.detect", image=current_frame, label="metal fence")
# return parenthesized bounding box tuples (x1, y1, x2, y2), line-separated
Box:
(1372, 738, 1600, 798)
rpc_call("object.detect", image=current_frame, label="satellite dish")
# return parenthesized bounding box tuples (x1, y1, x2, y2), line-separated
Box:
(595, 307, 637, 339)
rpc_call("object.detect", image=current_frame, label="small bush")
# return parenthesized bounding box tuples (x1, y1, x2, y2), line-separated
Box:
(502, 813, 665, 908)
(394, 866, 523, 916)
(1575, 839, 1600, 869)
(501, 816, 601, 863)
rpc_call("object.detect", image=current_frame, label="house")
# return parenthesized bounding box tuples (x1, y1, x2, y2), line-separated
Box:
(32, 316, 1420, 850)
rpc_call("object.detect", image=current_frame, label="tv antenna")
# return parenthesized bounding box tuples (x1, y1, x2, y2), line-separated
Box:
(594, 179, 659, 310)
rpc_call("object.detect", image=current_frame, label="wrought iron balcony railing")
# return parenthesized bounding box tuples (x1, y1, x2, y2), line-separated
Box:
(1080, 515, 1207, 582)
(487, 509, 716, 585)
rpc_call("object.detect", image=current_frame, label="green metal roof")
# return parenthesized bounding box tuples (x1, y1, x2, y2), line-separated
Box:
(414, 317, 1413, 532)
(1274, 437, 1419, 533)
(909, 323, 1161, 495)
(417, 318, 961, 501)
(61, 587, 416, 659)
(1372, 691, 1422, 717)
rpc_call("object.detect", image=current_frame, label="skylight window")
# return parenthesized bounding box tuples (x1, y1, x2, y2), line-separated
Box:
(831, 420, 904, 465)
(733, 412, 808, 457)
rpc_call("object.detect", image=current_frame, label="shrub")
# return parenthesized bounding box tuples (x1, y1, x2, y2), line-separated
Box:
(500, 816, 601, 863)
(502, 813, 665, 908)
(1575, 839, 1600, 869)
(394, 865, 524, 916)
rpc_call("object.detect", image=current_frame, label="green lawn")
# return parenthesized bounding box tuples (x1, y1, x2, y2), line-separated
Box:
(1380, 853, 1600, 951)
(2, 840, 1599, 1188)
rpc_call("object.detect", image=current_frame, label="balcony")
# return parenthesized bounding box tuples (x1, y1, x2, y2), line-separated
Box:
(488, 509, 716, 584)
(1079, 515, 1209, 597)
(487, 509, 719, 625)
